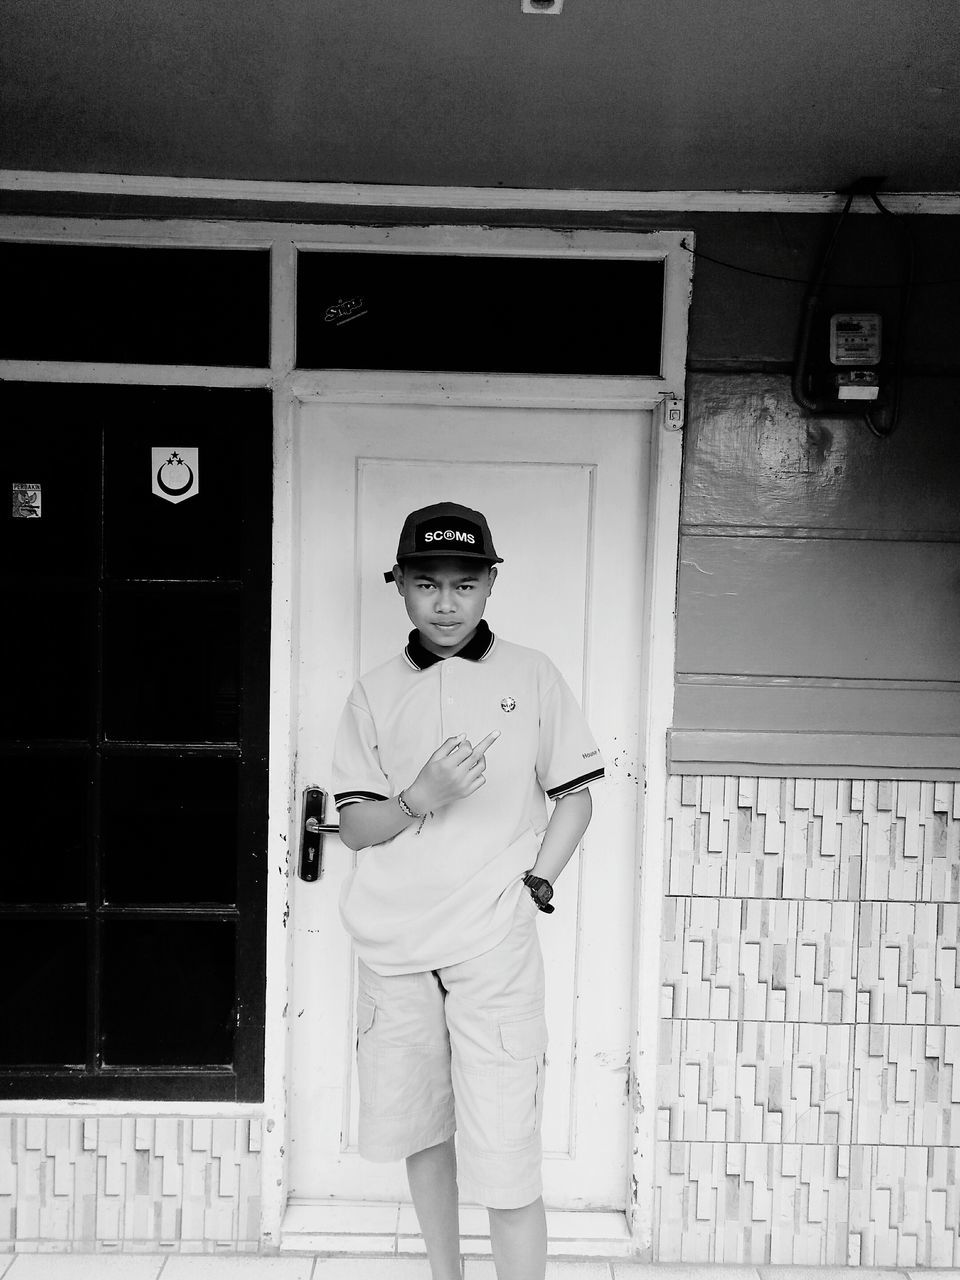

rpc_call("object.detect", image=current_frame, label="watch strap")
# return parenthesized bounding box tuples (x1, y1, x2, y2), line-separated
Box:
(523, 873, 555, 914)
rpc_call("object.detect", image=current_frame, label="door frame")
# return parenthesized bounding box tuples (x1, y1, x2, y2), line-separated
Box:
(0, 214, 693, 1255)
(271, 224, 693, 1255)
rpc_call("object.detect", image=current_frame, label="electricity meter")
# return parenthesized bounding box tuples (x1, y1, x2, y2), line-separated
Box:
(829, 314, 882, 400)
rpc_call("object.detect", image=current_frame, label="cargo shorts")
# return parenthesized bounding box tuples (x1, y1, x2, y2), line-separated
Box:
(355, 888, 546, 1209)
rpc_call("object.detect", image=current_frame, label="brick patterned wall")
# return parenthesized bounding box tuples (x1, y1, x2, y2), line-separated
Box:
(0, 1117, 261, 1254)
(655, 776, 960, 1267)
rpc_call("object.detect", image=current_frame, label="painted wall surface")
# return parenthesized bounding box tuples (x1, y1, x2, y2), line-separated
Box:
(657, 214, 960, 1265)
(673, 213, 960, 778)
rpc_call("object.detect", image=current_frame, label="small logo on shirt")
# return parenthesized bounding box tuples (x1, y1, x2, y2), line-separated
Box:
(582, 748, 599, 759)
(500, 696, 516, 713)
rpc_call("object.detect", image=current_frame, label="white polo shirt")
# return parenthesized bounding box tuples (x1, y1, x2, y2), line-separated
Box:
(332, 621, 604, 975)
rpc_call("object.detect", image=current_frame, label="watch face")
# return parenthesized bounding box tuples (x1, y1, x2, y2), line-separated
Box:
(535, 881, 553, 904)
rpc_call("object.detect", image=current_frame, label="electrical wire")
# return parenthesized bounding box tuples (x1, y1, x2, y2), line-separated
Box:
(684, 243, 950, 289)
(862, 191, 916, 438)
(791, 192, 854, 415)
(785, 189, 916, 434)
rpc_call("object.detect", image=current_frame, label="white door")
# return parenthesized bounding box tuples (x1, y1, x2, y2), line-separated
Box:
(288, 395, 650, 1210)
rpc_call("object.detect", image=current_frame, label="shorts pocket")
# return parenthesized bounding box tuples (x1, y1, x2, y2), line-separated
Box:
(357, 994, 377, 1035)
(515, 887, 541, 922)
(498, 1013, 548, 1148)
(356, 993, 378, 1105)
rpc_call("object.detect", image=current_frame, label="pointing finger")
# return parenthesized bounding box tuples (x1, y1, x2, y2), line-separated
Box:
(469, 730, 501, 761)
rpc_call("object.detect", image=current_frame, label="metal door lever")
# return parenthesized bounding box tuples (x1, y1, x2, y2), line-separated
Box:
(304, 816, 340, 835)
(299, 787, 339, 881)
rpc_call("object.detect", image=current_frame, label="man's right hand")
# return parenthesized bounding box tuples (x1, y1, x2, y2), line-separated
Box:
(404, 731, 501, 813)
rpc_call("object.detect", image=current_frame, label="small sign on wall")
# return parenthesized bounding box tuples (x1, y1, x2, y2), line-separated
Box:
(12, 483, 41, 518)
(152, 447, 199, 504)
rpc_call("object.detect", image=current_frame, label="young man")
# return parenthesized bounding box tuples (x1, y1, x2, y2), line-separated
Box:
(331, 501, 603, 1280)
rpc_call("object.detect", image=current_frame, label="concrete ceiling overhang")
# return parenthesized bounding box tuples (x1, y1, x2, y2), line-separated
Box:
(2, 0, 960, 194)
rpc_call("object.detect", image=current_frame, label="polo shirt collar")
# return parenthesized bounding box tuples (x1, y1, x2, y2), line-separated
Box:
(405, 619, 495, 671)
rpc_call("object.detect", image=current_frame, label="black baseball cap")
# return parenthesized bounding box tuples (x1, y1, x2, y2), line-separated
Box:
(384, 502, 503, 581)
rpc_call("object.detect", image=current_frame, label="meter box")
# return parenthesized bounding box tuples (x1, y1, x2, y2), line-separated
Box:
(829, 313, 882, 401)
(830, 313, 882, 365)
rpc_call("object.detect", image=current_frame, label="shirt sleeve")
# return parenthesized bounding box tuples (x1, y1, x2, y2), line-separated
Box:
(535, 664, 604, 801)
(331, 686, 390, 810)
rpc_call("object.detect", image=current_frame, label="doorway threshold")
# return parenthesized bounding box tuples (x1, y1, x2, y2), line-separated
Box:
(280, 1200, 634, 1258)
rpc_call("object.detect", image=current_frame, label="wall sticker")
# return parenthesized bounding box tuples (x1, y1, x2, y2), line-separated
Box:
(324, 295, 367, 325)
(11, 483, 41, 518)
(151, 447, 199, 505)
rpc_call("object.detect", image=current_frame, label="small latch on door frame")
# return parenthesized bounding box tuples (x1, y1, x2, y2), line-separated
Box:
(654, 394, 684, 432)
(299, 787, 339, 882)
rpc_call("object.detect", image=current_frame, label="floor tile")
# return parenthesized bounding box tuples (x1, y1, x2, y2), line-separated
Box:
(162, 1258, 315, 1279)
(313, 1260, 433, 1278)
(545, 1263, 611, 1278)
(398, 1235, 493, 1257)
(397, 1201, 492, 1255)
(457, 1207, 493, 1237)
(545, 1212, 630, 1242)
(395, 1205, 419, 1234)
(397, 1203, 490, 1238)
(759, 1271, 904, 1280)
(5, 1258, 165, 1280)
(283, 1202, 400, 1234)
(626, 1270, 759, 1280)
(551, 1241, 631, 1258)
(465, 1262, 612, 1278)
(280, 1235, 395, 1254)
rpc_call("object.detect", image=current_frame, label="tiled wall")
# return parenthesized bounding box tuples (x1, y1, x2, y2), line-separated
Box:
(6, 777, 959, 1261)
(655, 775, 960, 1266)
(0, 1117, 261, 1254)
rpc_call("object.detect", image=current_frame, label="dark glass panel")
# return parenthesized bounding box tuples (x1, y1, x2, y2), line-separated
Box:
(102, 588, 242, 742)
(101, 920, 235, 1066)
(0, 244, 269, 367)
(0, 919, 87, 1065)
(102, 756, 238, 904)
(102, 390, 273, 580)
(0, 386, 101, 578)
(0, 755, 88, 903)
(297, 252, 664, 374)
(2, 587, 94, 739)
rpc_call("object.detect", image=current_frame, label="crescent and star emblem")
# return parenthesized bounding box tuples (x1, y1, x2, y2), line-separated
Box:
(156, 451, 195, 496)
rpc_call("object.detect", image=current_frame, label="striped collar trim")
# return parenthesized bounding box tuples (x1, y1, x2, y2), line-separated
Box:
(404, 619, 496, 671)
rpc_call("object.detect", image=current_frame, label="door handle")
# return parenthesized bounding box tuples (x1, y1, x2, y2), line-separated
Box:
(299, 786, 339, 882)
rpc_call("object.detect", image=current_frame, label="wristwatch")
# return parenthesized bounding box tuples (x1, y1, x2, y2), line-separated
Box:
(523, 873, 555, 914)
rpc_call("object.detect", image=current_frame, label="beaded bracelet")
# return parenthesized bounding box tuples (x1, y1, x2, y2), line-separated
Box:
(398, 790, 429, 834)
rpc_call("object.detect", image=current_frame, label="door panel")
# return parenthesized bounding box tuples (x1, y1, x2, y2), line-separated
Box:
(289, 399, 650, 1208)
